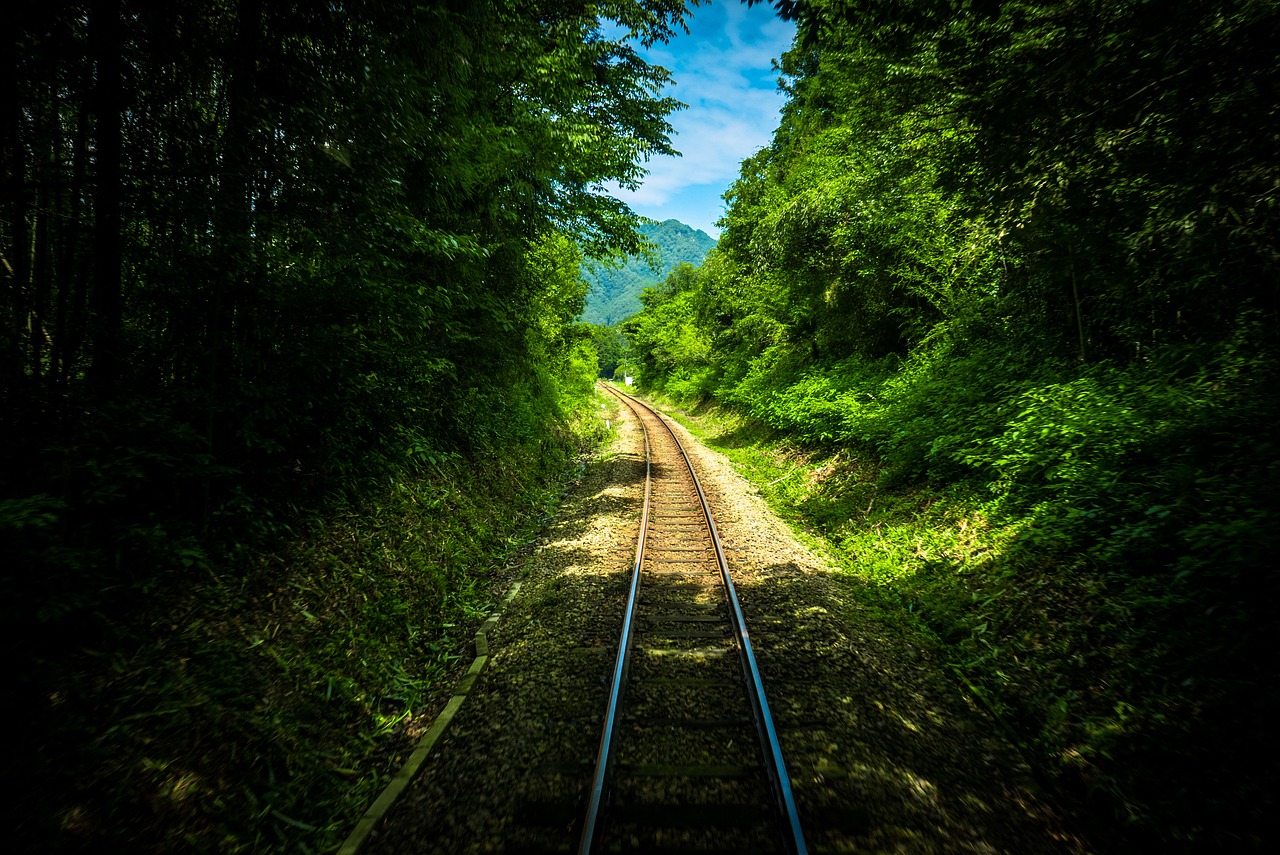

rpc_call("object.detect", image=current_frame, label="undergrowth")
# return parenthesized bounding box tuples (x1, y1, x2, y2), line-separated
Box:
(645, 322, 1280, 853)
(5, 386, 611, 853)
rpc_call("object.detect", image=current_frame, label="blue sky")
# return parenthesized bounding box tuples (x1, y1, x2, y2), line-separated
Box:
(606, 1, 795, 239)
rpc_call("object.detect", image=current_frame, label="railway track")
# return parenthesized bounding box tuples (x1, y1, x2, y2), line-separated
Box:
(578, 385, 807, 854)
(364, 382, 1081, 855)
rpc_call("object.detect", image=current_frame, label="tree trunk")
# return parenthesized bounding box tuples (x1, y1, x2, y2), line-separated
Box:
(88, 0, 124, 398)
(2, 32, 31, 405)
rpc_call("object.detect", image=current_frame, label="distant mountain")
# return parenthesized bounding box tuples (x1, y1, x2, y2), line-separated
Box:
(581, 219, 717, 326)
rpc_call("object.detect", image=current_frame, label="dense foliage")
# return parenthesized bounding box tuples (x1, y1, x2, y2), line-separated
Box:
(580, 218, 717, 326)
(2, 0, 692, 849)
(630, 1, 1280, 850)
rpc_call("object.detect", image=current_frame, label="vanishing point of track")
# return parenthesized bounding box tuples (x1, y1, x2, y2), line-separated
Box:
(579, 385, 807, 854)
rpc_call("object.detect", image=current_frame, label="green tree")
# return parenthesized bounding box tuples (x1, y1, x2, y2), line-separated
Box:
(3, 3, 699, 846)
(630, 2, 1280, 849)
(588, 323, 630, 378)
(2, 0, 696, 555)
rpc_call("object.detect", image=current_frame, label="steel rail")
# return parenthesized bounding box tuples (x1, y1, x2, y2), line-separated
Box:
(583, 384, 808, 855)
(660, 401, 808, 855)
(577, 385, 652, 855)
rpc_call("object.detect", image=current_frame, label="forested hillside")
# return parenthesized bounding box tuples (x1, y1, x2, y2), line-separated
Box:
(628, 1, 1279, 851)
(1, 1, 692, 850)
(580, 218, 717, 325)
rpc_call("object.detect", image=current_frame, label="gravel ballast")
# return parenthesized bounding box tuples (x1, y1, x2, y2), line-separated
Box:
(362, 392, 1090, 854)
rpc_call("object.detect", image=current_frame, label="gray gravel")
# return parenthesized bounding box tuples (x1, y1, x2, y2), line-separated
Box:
(362, 394, 1091, 854)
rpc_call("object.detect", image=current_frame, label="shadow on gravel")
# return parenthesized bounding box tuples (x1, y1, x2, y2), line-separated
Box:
(731, 562, 1086, 854)
(366, 443, 653, 853)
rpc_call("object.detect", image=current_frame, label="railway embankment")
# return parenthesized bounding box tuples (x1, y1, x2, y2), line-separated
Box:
(360, 388, 1087, 854)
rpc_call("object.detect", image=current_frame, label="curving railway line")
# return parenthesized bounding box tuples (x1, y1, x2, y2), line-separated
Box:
(578, 384, 807, 854)
(361, 382, 1078, 855)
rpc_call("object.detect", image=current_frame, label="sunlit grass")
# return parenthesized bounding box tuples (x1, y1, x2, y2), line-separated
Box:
(645, 390, 1185, 838)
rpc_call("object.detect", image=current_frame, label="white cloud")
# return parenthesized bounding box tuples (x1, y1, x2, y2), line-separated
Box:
(607, 2, 793, 226)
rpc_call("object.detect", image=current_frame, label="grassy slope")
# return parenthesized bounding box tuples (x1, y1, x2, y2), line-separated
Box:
(646, 387, 1275, 854)
(11, 390, 612, 853)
